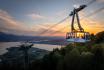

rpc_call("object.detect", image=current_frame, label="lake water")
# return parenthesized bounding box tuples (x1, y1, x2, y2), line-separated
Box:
(0, 42, 63, 55)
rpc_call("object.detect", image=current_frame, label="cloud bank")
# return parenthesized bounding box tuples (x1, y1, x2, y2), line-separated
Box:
(0, 9, 39, 36)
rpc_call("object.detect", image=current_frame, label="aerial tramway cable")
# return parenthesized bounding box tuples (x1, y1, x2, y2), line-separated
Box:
(38, 16, 69, 36)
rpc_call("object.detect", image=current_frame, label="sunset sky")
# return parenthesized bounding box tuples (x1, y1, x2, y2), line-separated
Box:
(0, 0, 104, 37)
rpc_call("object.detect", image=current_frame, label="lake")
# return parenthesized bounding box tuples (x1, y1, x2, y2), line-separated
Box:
(0, 42, 63, 55)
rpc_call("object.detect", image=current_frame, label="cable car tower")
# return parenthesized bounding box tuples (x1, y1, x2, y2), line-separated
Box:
(66, 5, 90, 43)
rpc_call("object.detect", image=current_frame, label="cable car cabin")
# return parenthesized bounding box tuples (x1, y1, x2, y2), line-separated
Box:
(66, 31, 90, 43)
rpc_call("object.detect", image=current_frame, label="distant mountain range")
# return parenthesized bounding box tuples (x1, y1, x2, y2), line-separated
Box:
(0, 32, 67, 45)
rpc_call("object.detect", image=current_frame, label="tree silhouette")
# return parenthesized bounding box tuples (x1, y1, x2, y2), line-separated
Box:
(95, 31, 104, 43)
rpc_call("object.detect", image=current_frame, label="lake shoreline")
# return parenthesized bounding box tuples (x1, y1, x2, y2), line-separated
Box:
(0, 42, 62, 55)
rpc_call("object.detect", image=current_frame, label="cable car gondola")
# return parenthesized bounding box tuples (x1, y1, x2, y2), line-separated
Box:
(66, 5, 90, 43)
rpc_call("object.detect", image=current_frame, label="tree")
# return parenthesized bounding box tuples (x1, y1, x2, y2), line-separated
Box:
(91, 44, 104, 70)
(90, 33, 96, 42)
(64, 48, 80, 70)
(80, 52, 93, 70)
(95, 31, 104, 43)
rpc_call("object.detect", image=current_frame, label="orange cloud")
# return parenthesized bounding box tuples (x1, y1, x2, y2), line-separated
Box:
(0, 10, 19, 27)
(97, 0, 104, 2)
(28, 13, 46, 19)
(80, 17, 104, 34)
(0, 9, 39, 36)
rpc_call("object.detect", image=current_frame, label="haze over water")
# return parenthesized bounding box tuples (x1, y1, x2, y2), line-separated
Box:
(0, 42, 62, 55)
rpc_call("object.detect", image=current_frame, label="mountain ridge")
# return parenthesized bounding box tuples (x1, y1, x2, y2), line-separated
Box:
(0, 32, 65, 43)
